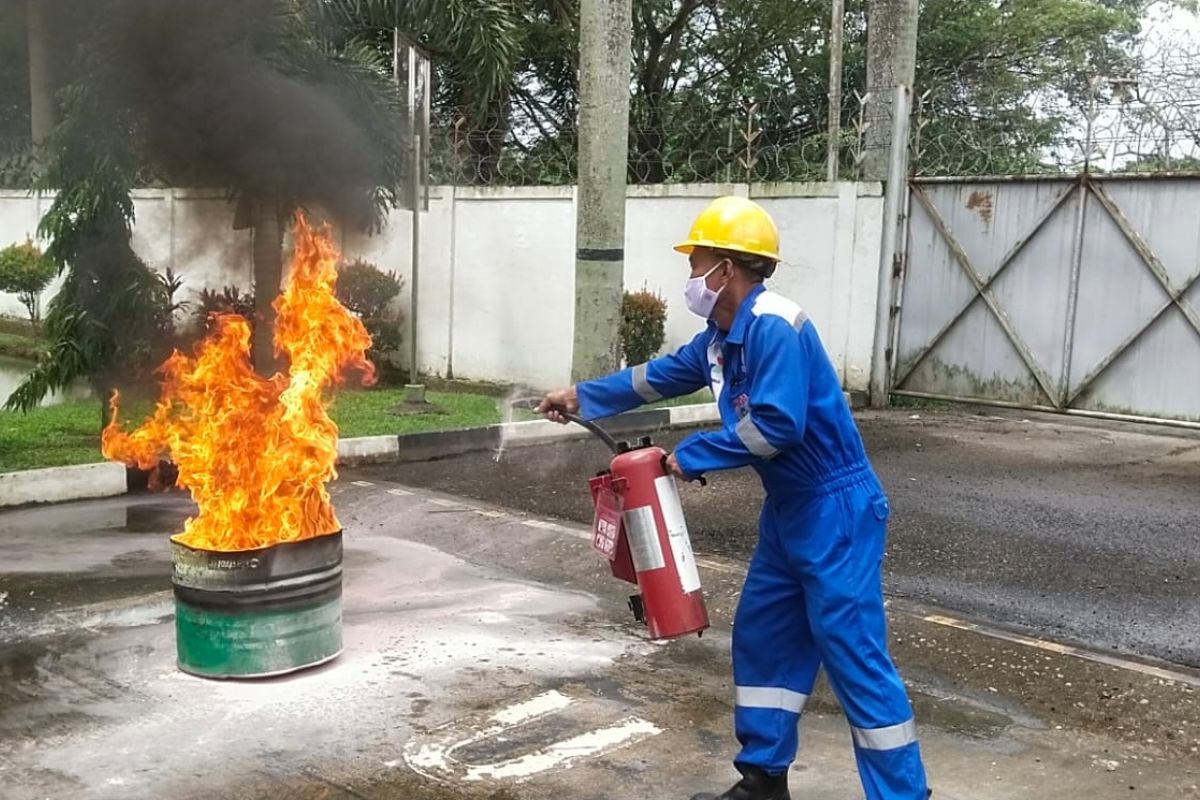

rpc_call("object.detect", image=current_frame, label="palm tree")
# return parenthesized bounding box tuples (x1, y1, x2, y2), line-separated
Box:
(323, 0, 575, 184)
(7, 0, 412, 411)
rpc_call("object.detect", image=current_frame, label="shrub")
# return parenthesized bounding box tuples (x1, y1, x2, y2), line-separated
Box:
(336, 258, 403, 319)
(620, 289, 667, 366)
(336, 259, 405, 380)
(0, 238, 57, 329)
(194, 285, 255, 331)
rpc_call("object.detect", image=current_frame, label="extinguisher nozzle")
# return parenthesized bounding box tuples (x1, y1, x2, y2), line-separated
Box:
(509, 397, 543, 412)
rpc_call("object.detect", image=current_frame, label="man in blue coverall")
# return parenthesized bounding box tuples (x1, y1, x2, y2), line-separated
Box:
(538, 197, 930, 800)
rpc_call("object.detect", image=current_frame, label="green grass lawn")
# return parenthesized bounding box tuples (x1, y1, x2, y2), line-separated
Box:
(0, 400, 113, 472)
(328, 389, 505, 437)
(0, 389, 511, 473)
(0, 385, 718, 474)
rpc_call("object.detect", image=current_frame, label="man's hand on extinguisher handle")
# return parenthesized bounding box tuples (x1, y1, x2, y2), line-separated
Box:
(537, 386, 579, 424)
(665, 452, 706, 486)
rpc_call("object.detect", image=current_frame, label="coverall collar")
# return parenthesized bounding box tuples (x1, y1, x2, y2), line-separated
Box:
(722, 283, 768, 346)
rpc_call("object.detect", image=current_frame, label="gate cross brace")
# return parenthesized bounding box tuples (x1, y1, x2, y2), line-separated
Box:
(895, 181, 1077, 407)
(1066, 181, 1200, 406)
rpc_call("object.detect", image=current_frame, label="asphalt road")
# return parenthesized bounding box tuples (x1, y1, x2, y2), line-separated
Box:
(6, 479, 1199, 798)
(372, 406, 1200, 668)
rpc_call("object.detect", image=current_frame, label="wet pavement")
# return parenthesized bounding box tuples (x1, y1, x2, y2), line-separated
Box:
(377, 406, 1200, 668)
(2, 470, 1199, 799)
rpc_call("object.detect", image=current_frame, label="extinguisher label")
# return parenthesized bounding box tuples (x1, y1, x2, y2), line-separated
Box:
(623, 506, 666, 573)
(654, 476, 703, 594)
(591, 487, 623, 560)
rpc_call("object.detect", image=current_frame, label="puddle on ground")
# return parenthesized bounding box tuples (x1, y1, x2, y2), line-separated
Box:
(0, 573, 169, 617)
(0, 635, 105, 739)
(124, 502, 193, 533)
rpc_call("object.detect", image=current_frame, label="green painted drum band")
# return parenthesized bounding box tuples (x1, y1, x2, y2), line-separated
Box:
(174, 593, 343, 679)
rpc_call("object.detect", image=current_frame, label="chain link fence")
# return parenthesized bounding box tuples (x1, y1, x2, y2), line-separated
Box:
(914, 35, 1200, 177)
(0, 137, 34, 188)
(429, 89, 873, 188)
(5, 29, 1198, 189)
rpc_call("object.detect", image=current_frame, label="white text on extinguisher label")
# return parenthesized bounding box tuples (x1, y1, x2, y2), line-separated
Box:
(654, 476, 702, 594)
(623, 506, 665, 572)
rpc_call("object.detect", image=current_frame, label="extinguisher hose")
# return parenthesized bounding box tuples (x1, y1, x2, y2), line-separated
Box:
(560, 411, 622, 454)
(510, 398, 621, 454)
(511, 397, 705, 484)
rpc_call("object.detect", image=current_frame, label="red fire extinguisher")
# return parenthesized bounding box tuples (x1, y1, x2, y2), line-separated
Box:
(512, 399, 709, 640)
(588, 438, 710, 640)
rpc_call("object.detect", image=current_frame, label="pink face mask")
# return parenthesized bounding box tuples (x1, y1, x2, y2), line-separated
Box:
(684, 262, 726, 319)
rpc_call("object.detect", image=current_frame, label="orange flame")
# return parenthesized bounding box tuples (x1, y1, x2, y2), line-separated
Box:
(102, 214, 375, 551)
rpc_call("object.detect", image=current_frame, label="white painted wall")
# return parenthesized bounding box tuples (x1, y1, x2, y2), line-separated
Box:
(0, 182, 883, 392)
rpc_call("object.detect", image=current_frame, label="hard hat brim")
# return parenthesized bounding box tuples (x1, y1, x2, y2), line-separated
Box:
(674, 239, 781, 262)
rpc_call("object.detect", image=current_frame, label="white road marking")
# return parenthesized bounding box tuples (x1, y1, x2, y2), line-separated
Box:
(350, 480, 375, 487)
(492, 690, 573, 725)
(401, 690, 660, 783)
(386, 488, 414, 497)
(464, 717, 662, 781)
(522, 519, 590, 541)
(920, 612, 1200, 689)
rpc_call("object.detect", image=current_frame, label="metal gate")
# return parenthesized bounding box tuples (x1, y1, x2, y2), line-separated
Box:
(892, 175, 1200, 424)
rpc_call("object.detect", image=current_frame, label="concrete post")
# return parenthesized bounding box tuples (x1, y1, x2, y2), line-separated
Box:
(826, 0, 846, 182)
(571, 0, 632, 383)
(870, 86, 912, 408)
(27, 0, 56, 159)
(862, 0, 918, 182)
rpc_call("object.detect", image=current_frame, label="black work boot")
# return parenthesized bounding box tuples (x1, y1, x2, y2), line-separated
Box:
(689, 765, 790, 800)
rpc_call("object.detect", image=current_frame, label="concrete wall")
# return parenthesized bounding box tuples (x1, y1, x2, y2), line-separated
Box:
(0, 183, 884, 392)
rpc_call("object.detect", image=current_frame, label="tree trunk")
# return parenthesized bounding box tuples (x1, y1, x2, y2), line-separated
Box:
(572, 0, 632, 383)
(26, 0, 56, 162)
(862, 0, 918, 181)
(251, 201, 284, 375)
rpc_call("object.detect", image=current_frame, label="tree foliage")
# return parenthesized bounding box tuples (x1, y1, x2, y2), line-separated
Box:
(412, 0, 1188, 184)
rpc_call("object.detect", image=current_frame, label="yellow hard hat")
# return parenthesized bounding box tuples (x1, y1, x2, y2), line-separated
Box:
(674, 196, 781, 262)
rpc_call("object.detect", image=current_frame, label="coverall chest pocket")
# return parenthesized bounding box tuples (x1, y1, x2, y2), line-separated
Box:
(726, 349, 750, 420)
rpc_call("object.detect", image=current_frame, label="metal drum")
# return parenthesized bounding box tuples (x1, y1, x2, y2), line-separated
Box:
(170, 532, 343, 679)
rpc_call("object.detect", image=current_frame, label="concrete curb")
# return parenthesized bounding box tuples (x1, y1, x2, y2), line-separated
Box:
(0, 394, 865, 505)
(383, 406, 675, 465)
(0, 462, 128, 509)
(340, 391, 860, 466)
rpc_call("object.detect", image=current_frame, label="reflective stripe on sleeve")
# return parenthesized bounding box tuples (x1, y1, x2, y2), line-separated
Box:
(736, 414, 779, 458)
(632, 362, 663, 402)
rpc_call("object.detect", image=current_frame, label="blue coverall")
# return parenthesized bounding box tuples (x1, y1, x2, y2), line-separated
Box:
(577, 285, 929, 800)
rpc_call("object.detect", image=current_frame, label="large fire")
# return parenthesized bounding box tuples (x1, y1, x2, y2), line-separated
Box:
(102, 214, 375, 552)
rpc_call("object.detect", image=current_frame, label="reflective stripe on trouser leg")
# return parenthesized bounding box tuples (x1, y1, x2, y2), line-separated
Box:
(783, 482, 929, 800)
(732, 510, 820, 773)
(852, 737, 927, 800)
(852, 719, 917, 751)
